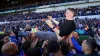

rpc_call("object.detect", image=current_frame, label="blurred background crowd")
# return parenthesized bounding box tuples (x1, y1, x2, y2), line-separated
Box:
(0, 5, 100, 22)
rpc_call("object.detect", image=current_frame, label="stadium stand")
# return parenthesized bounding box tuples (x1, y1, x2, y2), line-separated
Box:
(0, 5, 100, 22)
(0, 0, 83, 12)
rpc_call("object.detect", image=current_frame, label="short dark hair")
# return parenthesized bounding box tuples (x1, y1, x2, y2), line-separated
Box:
(59, 41, 69, 55)
(86, 39, 96, 51)
(21, 41, 31, 53)
(27, 48, 41, 56)
(47, 41, 60, 53)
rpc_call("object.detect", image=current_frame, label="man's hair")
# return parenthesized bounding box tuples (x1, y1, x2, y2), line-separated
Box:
(59, 41, 69, 55)
(21, 41, 31, 54)
(86, 39, 96, 51)
(27, 48, 41, 56)
(67, 8, 76, 16)
(47, 41, 60, 53)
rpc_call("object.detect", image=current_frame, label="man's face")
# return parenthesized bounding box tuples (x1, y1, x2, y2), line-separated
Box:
(65, 10, 74, 17)
(10, 31, 16, 36)
(82, 40, 88, 52)
(73, 32, 79, 39)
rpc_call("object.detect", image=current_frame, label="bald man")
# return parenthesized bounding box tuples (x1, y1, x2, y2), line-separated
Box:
(2, 42, 18, 55)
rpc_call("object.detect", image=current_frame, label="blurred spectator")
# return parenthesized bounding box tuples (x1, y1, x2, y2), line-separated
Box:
(71, 37, 98, 56)
(1, 42, 18, 55)
(82, 39, 97, 56)
(47, 41, 64, 56)
(21, 41, 31, 54)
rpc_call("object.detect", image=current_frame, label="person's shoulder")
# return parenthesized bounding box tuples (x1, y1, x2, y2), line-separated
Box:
(71, 53, 84, 56)
(85, 51, 99, 56)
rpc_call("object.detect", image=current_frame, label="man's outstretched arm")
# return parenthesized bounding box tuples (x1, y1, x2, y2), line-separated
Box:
(47, 16, 59, 25)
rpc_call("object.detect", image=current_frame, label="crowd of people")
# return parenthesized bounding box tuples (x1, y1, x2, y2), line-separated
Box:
(0, 17, 100, 34)
(0, 5, 100, 22)
(0, 8, 100, 56)
(0, 0, 83, 12)
(0, 17, 99, 33)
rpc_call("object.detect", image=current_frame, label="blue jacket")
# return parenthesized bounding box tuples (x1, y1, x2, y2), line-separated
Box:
(71, 37, 84, 54)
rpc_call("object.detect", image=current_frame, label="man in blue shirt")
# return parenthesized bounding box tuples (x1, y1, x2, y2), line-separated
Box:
(71, 37, 98, 56)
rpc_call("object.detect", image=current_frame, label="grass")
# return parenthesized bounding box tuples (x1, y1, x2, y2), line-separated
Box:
(78, 34, 89, 41)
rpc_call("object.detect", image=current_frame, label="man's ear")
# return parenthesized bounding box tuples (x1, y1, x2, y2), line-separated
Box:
(85, 46, 89, 50)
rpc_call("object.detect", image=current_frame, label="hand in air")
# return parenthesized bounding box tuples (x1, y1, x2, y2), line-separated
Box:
(45, 20, 54, 28)
(47, 16, 53, 20)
